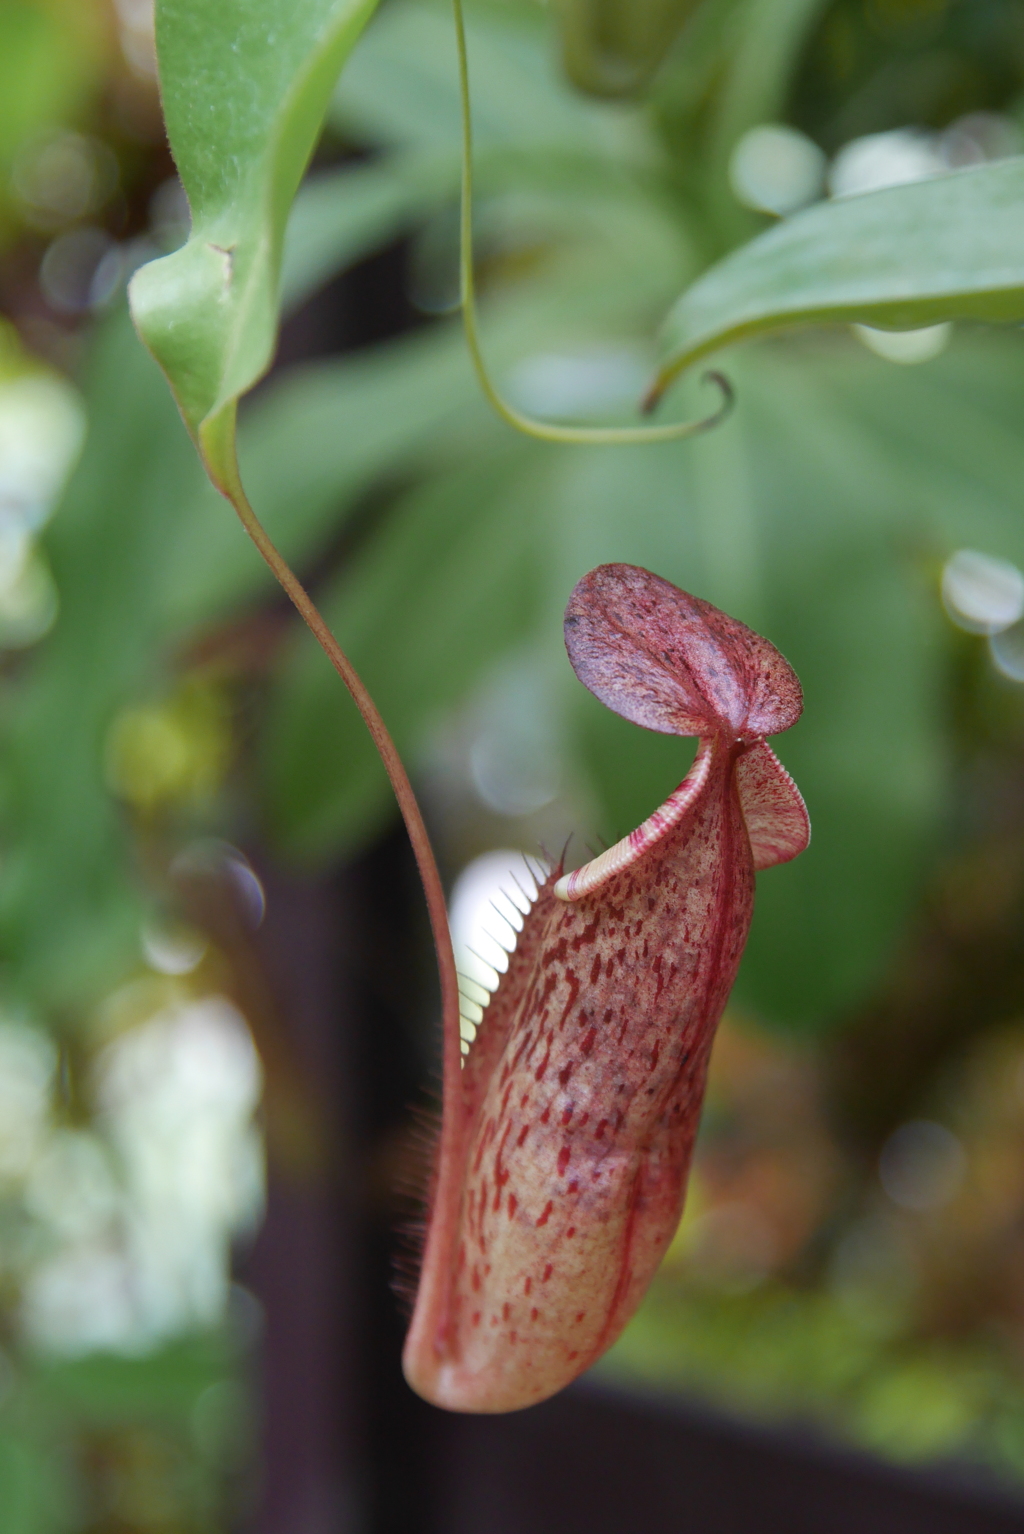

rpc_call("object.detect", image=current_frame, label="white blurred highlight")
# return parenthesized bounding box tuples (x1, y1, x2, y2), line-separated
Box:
(0, 1024, 56, 1182)
(505, 349, 649, 422)
(0, 371, 83, 646)
(0, 374, 84, 531)
(20, 997, 264, 1356)
(142, 919, 208, 976)
(941, 549, 1024, 635)
(989, 619, 1024, 682)
(467, 656, 562, 817)
(729, 124, 826, 216)
(829, 129, 944, 198)
(852, 323, 951, 365)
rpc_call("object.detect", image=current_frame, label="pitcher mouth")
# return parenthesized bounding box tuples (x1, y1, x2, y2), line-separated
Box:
(554, 739, 717, 902)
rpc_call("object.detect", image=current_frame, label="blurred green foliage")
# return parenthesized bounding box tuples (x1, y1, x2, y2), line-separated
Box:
(0, 0, 109, 247)
(0, 1337, 249, 1533)
(4, 0, 1024, 1521)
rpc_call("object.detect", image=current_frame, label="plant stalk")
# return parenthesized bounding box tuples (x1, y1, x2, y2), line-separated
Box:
(202, 411, 464, 1196)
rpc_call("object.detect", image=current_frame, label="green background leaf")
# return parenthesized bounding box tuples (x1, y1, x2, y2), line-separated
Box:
(128, 0, 381, 443)
(653, 159, 1024, 395)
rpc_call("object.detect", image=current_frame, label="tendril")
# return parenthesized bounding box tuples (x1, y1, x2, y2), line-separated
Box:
(451, 0, 733, 445)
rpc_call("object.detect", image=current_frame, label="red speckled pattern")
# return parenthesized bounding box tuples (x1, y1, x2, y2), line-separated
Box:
(403, 566, 808, 1413)
(735, 739, 810, 871)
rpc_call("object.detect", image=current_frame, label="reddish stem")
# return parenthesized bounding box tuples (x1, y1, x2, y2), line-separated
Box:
(206, 422, 463, 1184)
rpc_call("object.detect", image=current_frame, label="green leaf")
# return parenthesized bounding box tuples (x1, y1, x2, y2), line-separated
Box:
(161, 171, 697, 633)
(331, 0, 640, 156)
(281, 152, 460, 312)
(0, 1431, 68, 1534)
(706, 0, 829, 147)
(650, 160, 1024, 401)
(551, 0, 701, 99)
(156, 323, 483, 632)
(652, 0, 830, 250)
(0, 0, 108, 243)
(7, 311, 205, 1007)
(128, 0, 381, 469)
(281, 127, 665, 316)
(261, 445, 545, 859)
